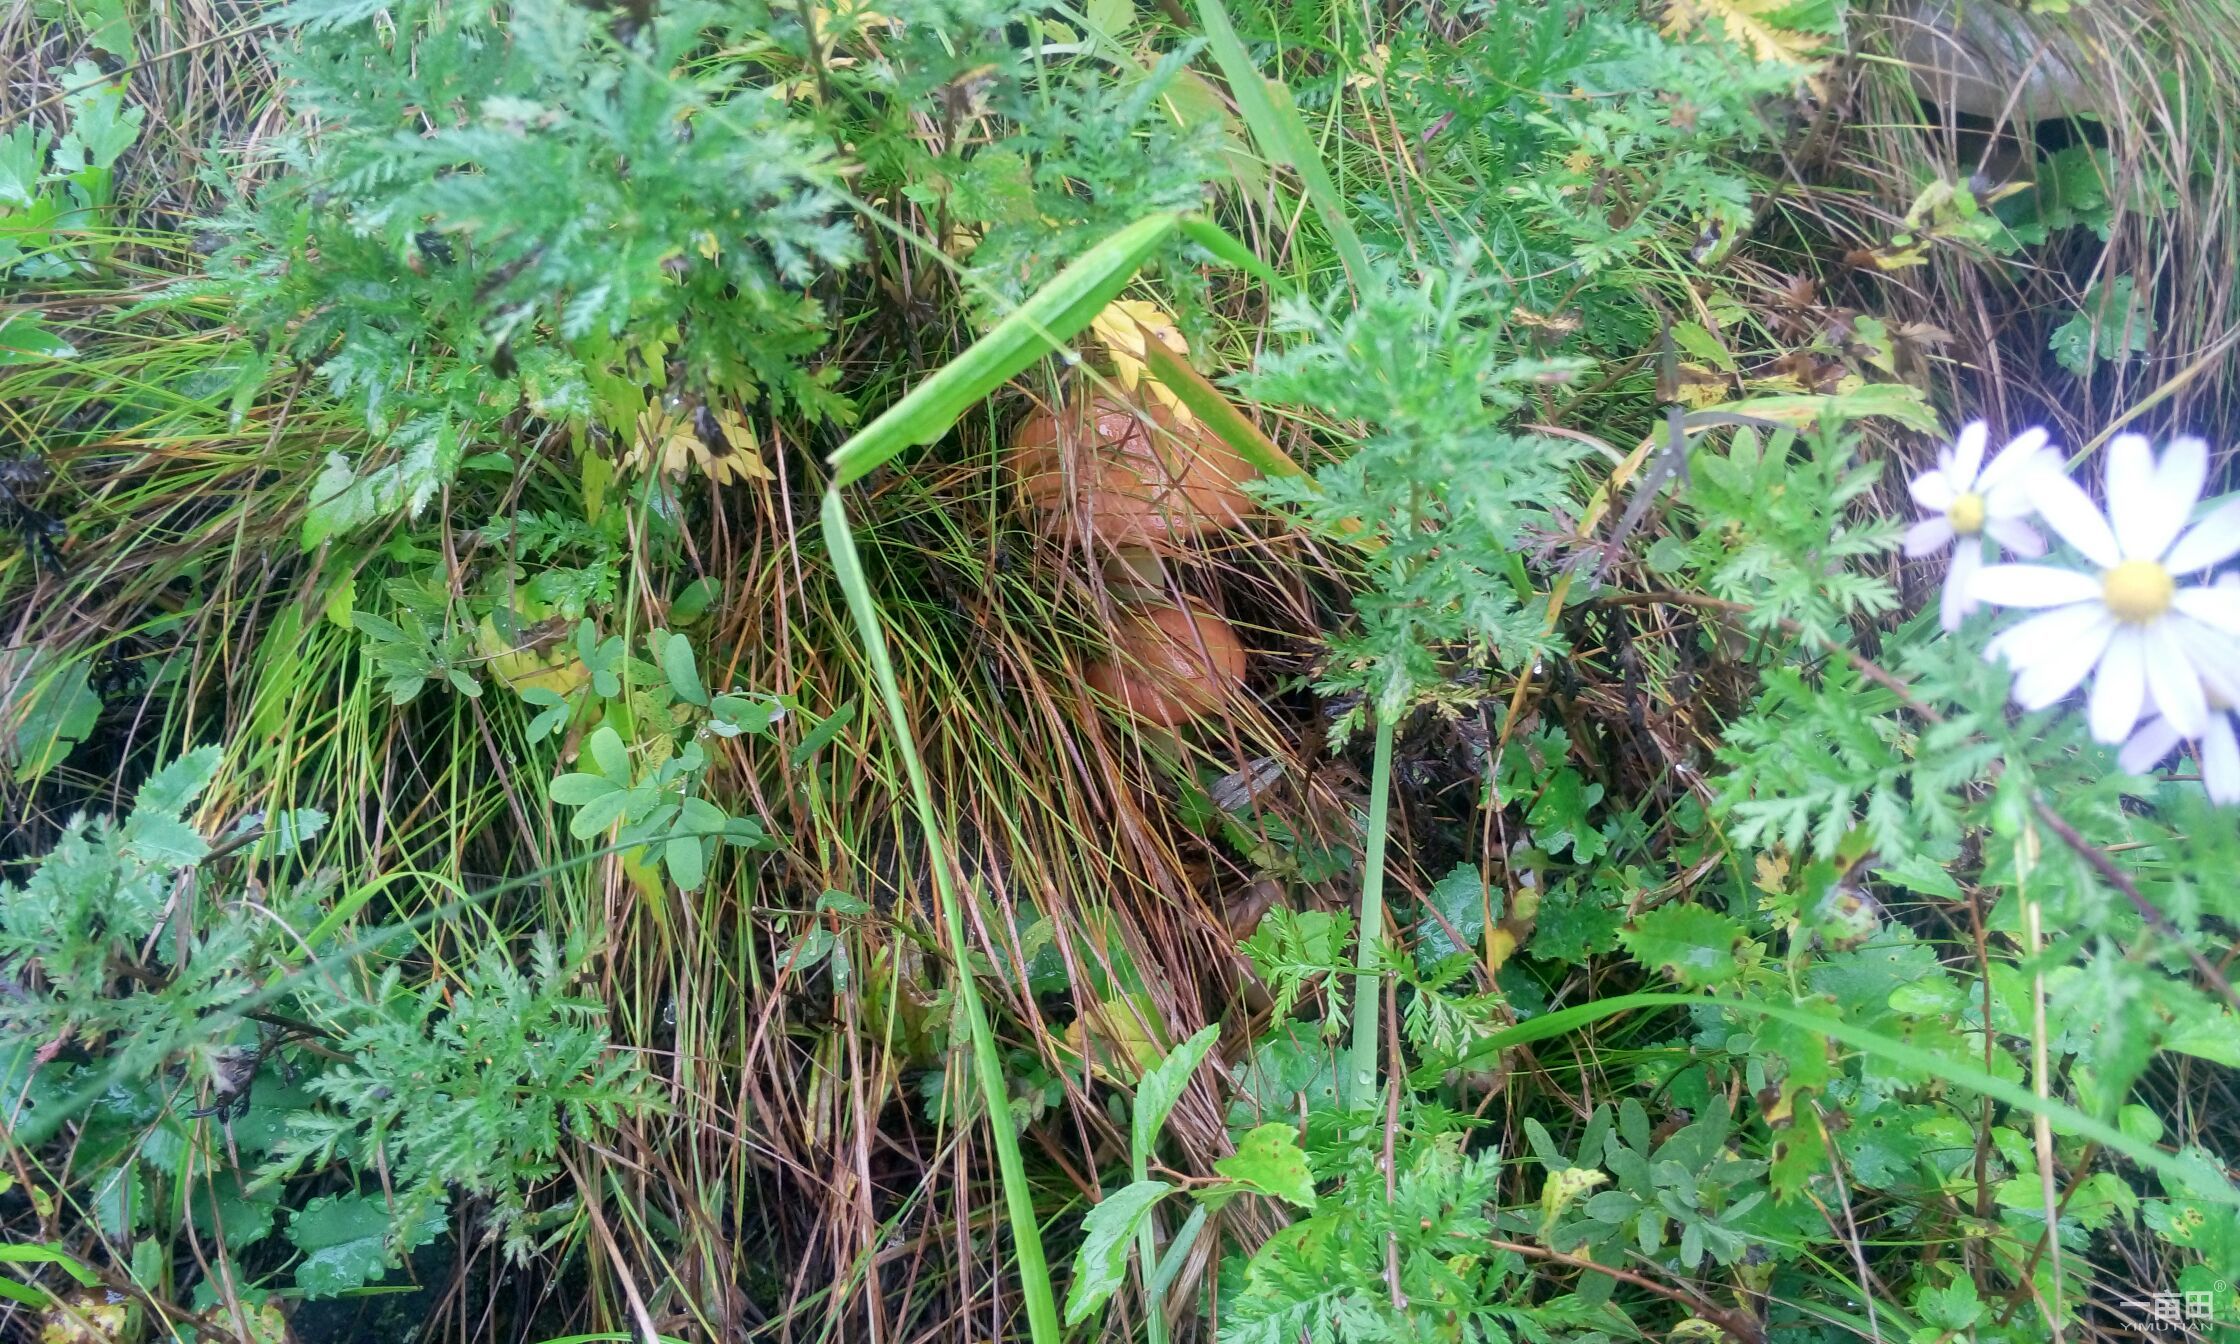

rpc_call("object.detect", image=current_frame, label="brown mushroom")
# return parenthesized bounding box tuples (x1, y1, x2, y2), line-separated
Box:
(1007, 392, 1252, 553)
(1085, 598, 1248, 729)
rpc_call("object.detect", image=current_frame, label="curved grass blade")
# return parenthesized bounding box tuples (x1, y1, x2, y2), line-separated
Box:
(1192, 0, 1372, 285)
(1433, 991, 2240, 1206)
(826, 212, 1182, 488)
(823, 488, 1065, 1344)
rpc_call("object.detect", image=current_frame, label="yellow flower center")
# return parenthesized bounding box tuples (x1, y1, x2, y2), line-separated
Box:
(1944, 491, 1986, 536)
(2102, 560, 2175, 624)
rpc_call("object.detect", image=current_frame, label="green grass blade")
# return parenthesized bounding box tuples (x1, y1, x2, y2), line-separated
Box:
(1179, 213, 1282, 290)
(826, 212, 1182, 487)
(821, 488, 1065, 1344)
(1439, 991, 2240, 1206)
(1192, 0, 1372, 284)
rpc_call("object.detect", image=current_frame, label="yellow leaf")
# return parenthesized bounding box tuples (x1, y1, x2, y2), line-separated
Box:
(1661, 0, 1821, 73)
(1538, 1166, 1608, 1238)
(624, 404, 771, 486)
(1672, 362, 1730, 409)
(1089, 299, 1194, 422)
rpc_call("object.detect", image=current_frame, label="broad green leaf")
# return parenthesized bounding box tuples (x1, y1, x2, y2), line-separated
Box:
(0, 312, 76, 365)
(287, 1194, 446, 1299)
(131, 746, 220, 817)
(1062, 1179, 1171, 1326)
(90, 1164, 141, 1237)
(123, 814, 207, 867)
(567, 787, 634, 838)
(1913, 1272, 1983, 1331)
(189, 1179, 284, 1251)
(0, 650, 100, 782)
(826, 213, 1180, 487)
(678, 796, 727, 834)
(586, 725, 630, 782)
(548, 773, 620, 806)
(710, 693, 783, 736)
(57, 62, 143, 171)
(1131, 1024, 1221, 1163)
(664, 834, 705, 891)
(0, 125, 47, 208)
(1618, 904, 1748, 989)
(1415, 863, 1489, 964)
(1214, 1123, 1316, 1209)
(1719, 382, 1940, 434)
(661, 632, 705, 706)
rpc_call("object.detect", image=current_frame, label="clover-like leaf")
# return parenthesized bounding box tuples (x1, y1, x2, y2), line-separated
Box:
(548, 773, 619, 807)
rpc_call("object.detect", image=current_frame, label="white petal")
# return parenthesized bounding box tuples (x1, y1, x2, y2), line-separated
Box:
(1970, 563, 2103, 608)
(1941, 544, 1983, 631)
(1997, 612, 2117, 715)
(1987, 601, 2108, 667)
(1984, 516, 2046, 559)
(2169, 617, 2240, 705)
(2089, 628, 2149, 743)
(1977, 427, 2052, 492)
(2156, 437, 2211, 524)
(1909, 469, 1958, 512)
(2141, 620, 2210, 739)
(1950, 421, 1988, 486)
(2104, 434, 2191, 560)
(2162, 498, 2240, 575)
(2204, 716, 2240, 804)
(2119, 718, 2183, 775)
(2027, 470, 2123, 569)
(2173, 585, 2240, 636)
(1904, 516, 1955, 558)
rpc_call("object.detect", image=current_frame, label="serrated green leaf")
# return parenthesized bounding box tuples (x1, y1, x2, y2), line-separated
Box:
(1415, 864, 1489, 964)
(287, 1193, 446, 1299)
(1131, 1024, 1221, 1164)
(1063, 1180, 1170, 1326)
(1214, 1123, 1316, 1209)
(1618, 905, 1748, 989)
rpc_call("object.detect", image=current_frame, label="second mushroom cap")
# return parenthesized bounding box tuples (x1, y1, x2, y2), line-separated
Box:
(1007, 391, 1252, 552)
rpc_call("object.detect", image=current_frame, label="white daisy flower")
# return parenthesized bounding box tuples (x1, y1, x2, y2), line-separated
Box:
(1903, 421, 2057, 630)
(1969, 434, 2240, 744)
(2119, 574, 2240, 804)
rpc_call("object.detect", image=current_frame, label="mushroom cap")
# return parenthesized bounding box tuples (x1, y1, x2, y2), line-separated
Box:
(1007, 392, 1252, 552)
(1085, 599, 1248, 729)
